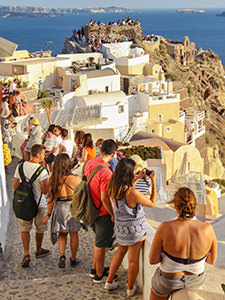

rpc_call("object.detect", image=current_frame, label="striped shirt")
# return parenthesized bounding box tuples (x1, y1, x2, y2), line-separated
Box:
(134, 173, 151, 196)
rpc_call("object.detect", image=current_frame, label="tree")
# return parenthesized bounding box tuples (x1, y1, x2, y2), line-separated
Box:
(41, 98, 54, 125)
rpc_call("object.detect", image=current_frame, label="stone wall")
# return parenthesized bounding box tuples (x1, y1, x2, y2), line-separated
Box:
(176, 88, 191, 109)
(82, 24, 143, 42)
(195, 134, 209, 175)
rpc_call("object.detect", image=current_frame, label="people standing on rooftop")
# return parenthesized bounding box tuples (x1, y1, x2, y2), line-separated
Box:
(43, 153, 81, 268)
(149, 187, 217, 300)
(105, 157, 156, 296)
(79, 133, 96, 162)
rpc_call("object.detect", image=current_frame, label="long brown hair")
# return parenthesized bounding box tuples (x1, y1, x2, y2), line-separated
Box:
(169, 187, 197, 220)
(50, 153, 72, 199)
(108, 157, 135, 201)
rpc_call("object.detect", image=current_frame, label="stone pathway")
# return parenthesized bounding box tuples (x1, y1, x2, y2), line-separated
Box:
(0, 159, 142, 300)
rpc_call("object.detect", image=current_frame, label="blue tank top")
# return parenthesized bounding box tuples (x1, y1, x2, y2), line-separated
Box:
(112, 191, 147, 246)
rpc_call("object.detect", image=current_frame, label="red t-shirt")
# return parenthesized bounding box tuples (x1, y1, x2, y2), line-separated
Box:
(84, 157, 112, 216)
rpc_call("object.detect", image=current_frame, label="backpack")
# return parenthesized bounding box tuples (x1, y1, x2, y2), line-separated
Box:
(70, 162, 106, 225)
(13, 162, 45, 221)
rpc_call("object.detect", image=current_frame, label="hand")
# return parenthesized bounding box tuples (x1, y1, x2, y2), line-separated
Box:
(149, 170, 156, 181)
(111, 214, 114, 223)
(42, 215, 49, 225)
(137, 169, 146, 179)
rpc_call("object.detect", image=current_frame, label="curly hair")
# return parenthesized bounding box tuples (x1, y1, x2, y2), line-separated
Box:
(50, 153, 72, 200)
(170, 187, 197, 220)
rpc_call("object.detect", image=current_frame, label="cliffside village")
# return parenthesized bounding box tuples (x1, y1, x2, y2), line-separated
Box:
(0, 23, 222, 219)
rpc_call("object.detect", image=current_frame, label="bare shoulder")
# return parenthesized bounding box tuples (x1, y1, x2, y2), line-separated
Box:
(67, 174, 82, 186)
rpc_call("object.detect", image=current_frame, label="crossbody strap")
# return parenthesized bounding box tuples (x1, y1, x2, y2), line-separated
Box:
(87, 165, 106, 210)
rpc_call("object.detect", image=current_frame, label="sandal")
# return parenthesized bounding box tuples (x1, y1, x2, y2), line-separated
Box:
(70, 257, 79, 267)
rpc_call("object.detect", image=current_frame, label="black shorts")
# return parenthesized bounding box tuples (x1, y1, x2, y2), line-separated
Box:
(45, 153, 55, 164)
(91, 214, 114, 248)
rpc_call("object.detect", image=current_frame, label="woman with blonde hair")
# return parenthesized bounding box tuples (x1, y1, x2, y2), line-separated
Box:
(149, 187, 217, 300)
(104, 157, 156, 296)
(43, 154, 81, 268)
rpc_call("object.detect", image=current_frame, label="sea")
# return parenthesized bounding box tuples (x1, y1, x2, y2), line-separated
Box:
(0, 8, 225, 64)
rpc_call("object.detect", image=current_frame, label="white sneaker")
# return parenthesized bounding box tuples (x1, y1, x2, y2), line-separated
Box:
(104, 281, 119, 291)
(127, 284, 137, 297)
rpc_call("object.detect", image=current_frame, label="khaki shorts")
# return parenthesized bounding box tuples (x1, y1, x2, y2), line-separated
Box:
(19, 207, 48, 233)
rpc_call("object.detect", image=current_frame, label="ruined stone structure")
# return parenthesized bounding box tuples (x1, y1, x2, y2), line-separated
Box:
(166, 36, 195, 65)
(81, 24, 143, 42)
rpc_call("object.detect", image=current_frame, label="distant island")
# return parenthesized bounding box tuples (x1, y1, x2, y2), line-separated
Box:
(216, 11, 225, 17)
(0, 5, 131, 18)
(177, 9, 205, 13)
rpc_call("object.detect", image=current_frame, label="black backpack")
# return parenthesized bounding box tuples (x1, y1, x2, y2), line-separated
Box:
(13, 162, 45, 221)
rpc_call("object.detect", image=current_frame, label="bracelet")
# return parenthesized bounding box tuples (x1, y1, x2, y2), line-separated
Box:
(47, 212, 51, 217)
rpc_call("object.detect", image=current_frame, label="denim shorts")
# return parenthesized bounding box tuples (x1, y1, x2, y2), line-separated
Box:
(151, 267, 206, 297)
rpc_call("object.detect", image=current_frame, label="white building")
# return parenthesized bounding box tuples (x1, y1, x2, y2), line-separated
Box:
(0, 128, 10, 253)
(64, 91, 129, 141)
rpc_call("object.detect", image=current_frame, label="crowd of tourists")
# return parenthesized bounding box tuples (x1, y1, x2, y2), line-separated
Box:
(12, 120, 217, 299)
(89, 17, 140, 27)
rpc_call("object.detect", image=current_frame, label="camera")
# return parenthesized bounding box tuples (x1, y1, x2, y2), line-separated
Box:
(146, 169, 153, 176)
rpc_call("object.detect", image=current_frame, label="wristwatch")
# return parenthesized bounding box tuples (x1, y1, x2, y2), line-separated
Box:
(47, 212, 51, 217)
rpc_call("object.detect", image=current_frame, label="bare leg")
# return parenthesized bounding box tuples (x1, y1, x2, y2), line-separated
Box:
(36, 232, 44, 253)
(94, 245, 105, 277)
(69, 231, 79, 260)
(58, 232, 68, 256)
(107, 243, 128, 282)
(21, 232, 30, 256)
(92, 243, 96, 269)
(127, 240, 144, 289)
(150, 289, 169, 300)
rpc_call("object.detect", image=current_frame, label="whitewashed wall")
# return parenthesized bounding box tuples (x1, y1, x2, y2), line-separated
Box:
(0, 128, 10, 252)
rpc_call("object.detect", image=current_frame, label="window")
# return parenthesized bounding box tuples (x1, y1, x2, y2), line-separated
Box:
(154, 70, 159, 75)
(118, 105, 124, 113)
(12, 65, 25, 75)
(158, 114, 163, 122)
(166, 127, 172, 133)
(152, 129, 155, 133)
(105, 86, 109, 93)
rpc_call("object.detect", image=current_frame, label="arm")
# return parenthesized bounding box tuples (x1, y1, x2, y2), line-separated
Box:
(206, 225, 217, 264)
(13, 177, 20, 190)
(58, 144, 65, 155)
(40, 178, 49, 195)
(128, 172, 156, 208)
(78, 148, 88, 162)
(45, 146, 56, 156)
(149, 223, 164, 264)
(101, 191, 114, 219)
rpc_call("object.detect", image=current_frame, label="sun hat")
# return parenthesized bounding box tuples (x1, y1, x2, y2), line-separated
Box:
(130, 154, 147, 173)
(30, 117, 40, 126)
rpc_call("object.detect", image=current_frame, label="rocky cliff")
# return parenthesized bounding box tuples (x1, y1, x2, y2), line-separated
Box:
(146, 43, 225, 175)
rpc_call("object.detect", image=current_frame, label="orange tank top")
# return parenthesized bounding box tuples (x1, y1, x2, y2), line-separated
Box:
(85, 146, 96, 160)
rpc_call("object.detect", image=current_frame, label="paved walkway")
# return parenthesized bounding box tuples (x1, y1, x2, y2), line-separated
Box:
(0, 159, 142, 300)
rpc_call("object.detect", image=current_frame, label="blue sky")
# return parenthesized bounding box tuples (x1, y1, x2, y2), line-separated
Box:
(1, 0, 225, 9)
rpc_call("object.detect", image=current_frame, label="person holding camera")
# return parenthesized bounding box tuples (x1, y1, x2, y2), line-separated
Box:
(131, 154, 153, 196)
(105, 157, 156, 296)
(3, 114, 17, 151)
